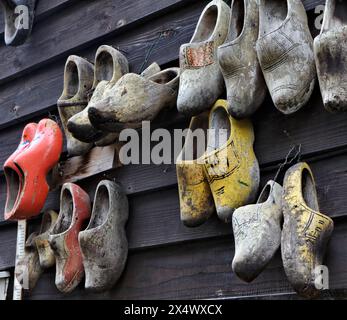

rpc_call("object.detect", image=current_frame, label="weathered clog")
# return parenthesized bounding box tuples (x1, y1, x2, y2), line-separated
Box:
(57, 55, 94, 156)
(16, 232, 43, 291)
(79, 181, 129, 292)
(203, 99, 259, 223)
(34, 210, 58, 269)
(314, 0, 347, 112)
(4, 119, 63, 221)
(4, 122, 37, 221)
(256, 0, 316, 114)
(176, 112, 215, 227)
(49, 183, 91, 293)
(88, 67, 180, 132)
(282, 162, 334, 298)
(232, 180, 283, 282)
(218, 0, 266, 118)
(67, 45, 129, 143)
(0, 0, 37, 46)
(177, 0, 230, 116)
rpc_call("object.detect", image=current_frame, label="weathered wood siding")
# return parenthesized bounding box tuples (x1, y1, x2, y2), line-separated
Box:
(2, 0, 346, 300)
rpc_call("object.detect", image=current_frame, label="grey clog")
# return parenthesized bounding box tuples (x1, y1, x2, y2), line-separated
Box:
(177, 0, 230, 116)
(314, 0, 347, 112)
(79, 180, 129, 292)
(218, 0, 266, 118)
(257, 0, 316, 114)
(232, 180, 283, 282)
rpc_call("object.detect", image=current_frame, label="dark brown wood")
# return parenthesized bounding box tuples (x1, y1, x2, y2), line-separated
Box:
(2, 150, 347, 271)
(0, 0, 200, 86)
(21, 221, 347, 300)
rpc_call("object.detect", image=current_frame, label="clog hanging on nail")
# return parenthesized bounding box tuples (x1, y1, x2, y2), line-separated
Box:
(281, 162, 334, 299)
(88, 67, 180, 132)
(176, 112, 215, 227)
(0, 0, 37, 46)
(256, 0, 316, 114)
(177, 0, 230, 116)
(203, 99, 259, 223)
(79, 181, 129, 292)
(232, 180, 283, 282)
(49, 183, 91, 293)
(16, 232, 43, 291)
(218, 0, 266, 118)
(4, 119, 63, 221)
(67, 45, 129, 144)
(57, 55, 94, 156)
(4, 122, 37, 220)
(34, 210, 58, 269)
(314, 0, 347, 112)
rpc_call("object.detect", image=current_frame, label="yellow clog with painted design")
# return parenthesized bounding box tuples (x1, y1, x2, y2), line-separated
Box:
(282, 162, 334, 299)
(203, 99, 260, 223)
(176, 112, 215, 227)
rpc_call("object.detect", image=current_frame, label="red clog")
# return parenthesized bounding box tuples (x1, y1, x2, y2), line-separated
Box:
(49, 183, 91, 293)
(4, 119, 63, 221)
(4, 123, 37, 219)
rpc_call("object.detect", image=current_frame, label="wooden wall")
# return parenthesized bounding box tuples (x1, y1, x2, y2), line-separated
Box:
(1, 0, 346, 300)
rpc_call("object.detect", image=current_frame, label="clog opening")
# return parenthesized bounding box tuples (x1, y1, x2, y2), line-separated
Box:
(333, 1, 347, 27)
(207, 107, 231, 153)
(52, 189, 73, 234)
(258, 183, 272, 204)
(4, 167, 21, 214)
(192, 5, 218, 42)
(95, 51, 114, 83)
(302, 168, 319, 211)
(65, 61, 79, 99)
(227, 0, 245, 42)
(259, 0, 288, 36)
(89, 185, 110, 228)
(181, 114, 208, 161)
(151, 70, 177, 85)
(40, 211, 55, 233)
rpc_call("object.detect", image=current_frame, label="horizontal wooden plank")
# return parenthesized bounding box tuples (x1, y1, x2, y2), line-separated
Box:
(0, 0, 75, 36)
(0, 0, 198, 85)
(0, 1, 202, 131)
(1, 150, 347, 270)
(22, 220, 347, 300)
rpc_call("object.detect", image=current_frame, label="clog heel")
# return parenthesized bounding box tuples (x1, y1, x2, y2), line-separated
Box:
(5, 119, 63, 221)
(35, 210, 58, 269)
(67, 45, 129, 144)
(203, 99, 259, 223)
(232, 180, 283, 282)
(281, 162, 334, 298)
(176, 112, 215, 227)
(4, 123, 37, 220)
(314, 0, 347, 112)
(57, 55, 94, 156)
(49, 183, 91, 293)
(177, 0, 230, 116)
(79, 181, 129, 292)
(16, 232, 43, 291)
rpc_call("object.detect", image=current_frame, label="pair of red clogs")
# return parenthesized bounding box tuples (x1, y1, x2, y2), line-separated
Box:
(3, 119, 63, 221)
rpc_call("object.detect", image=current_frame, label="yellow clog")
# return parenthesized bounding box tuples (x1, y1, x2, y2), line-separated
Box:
(203, 99, 259, 223)
(176, 112, 215, 227)
(282, 162, 334, 299)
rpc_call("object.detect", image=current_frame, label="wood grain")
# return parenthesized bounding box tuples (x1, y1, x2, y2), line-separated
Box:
(21, 221, 347, 300)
